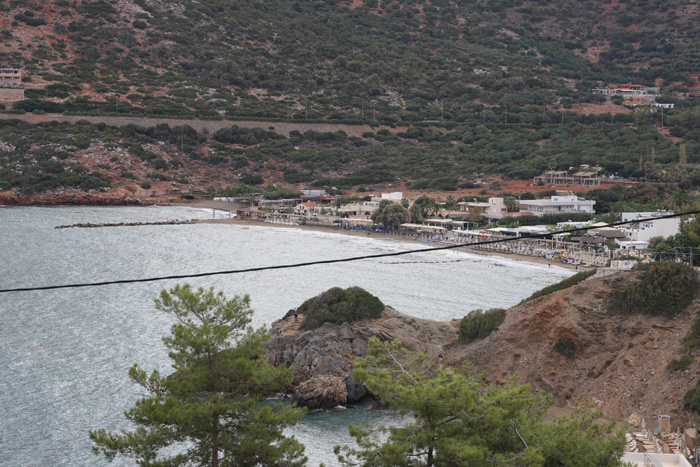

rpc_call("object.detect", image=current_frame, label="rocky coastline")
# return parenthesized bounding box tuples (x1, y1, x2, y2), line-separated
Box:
(266, 272, 700, 432)
(0, 188, 158, 206)
(266, 307, 459, 409)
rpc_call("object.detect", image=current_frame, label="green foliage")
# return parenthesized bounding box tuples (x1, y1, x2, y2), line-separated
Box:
(554, 337, 577, 358)
(682, 312, 700, 352)
(607, 262, 698, 317)
(213, 126, 283, 146)
(371, 200, 409, 231)
(89, 284, 306, 466)
(337, 338, 626, 466)
(668, 355, 693, 372)
(292, 286, 384, 331)
(239, 174, 264, 185)
(684, 384, 700, 413)
(521, 270, 597, 304)
(262, 186, 302, 200)
(3, 0, 700, 197)
(459, 308, 506, 344)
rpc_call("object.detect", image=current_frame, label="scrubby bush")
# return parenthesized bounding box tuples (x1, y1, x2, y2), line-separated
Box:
(668, 355, 693, 372)
(288, 286, 384, 330)
(520, 270, 597, 304)
(607, 262, 698, 317)
(682, 313, 700, 352)
(554, 337, 577, 358)
(683, 384, 700, 412)
(459, 308, 505, 344)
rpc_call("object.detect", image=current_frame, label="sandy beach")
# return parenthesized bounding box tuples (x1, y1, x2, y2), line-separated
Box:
(179, 200, 586, 270)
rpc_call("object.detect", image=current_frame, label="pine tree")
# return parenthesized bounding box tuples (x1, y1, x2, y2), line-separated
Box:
(90, 284, 307, 466)
(336, 337, 625, 467)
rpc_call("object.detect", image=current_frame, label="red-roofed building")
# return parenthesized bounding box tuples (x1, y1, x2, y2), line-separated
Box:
(294, 202, 318, 216)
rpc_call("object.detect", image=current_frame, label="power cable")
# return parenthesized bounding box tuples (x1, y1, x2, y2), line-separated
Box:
(1, 209, 698, 294)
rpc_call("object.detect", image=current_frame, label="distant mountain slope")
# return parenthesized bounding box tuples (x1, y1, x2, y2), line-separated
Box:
(1, 1, 700, 201)
(1, 0, 698, 121)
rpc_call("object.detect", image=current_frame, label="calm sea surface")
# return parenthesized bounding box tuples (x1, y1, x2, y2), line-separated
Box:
(0, 206, 572, 466)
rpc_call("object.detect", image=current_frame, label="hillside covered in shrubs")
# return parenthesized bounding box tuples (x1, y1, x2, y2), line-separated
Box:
(1, 1, 700, 199)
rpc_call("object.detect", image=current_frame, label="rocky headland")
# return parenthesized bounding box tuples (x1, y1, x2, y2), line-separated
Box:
(266, 270, 700, 430)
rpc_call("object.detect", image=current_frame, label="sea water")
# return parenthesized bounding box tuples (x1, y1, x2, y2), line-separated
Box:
(0, 206, 572, 466)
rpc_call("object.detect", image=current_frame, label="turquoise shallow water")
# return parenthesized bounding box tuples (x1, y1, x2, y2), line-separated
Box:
(0, 206, 572, 466)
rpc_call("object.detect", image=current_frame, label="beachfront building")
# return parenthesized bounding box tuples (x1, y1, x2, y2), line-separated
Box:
(300, 189, 336, 205)
(337, 200, 379, 218)
(619, 211, 681, 242)
(258, 198, 300, 211)
(517, 192, 595, 216)
(458, 197, 508, 220)
(294, 202, 318, 216)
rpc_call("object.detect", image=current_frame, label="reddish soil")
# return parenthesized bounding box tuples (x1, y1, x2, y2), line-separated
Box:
(569, 102, 632, 116)
(448, 271, 700, 430)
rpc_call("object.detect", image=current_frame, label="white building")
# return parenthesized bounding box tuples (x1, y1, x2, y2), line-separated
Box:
(620, 211, 681, 242)
(517, 192, 595, 217)
(381, 192, 403, 201)
(337, 200, 379, 218)
(458, 197, 508, 219)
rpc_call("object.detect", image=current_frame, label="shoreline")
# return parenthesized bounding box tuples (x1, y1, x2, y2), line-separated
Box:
(179, 200, 585, 271)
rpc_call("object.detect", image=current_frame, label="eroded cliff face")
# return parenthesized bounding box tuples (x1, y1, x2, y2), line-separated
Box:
(453, 271, 700, 429)
(267, 272, 700, 429)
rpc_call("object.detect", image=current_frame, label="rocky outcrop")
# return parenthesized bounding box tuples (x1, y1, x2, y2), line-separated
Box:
(266, 309, 459, 409)
(266, 321, 369, 409)
(0, 188, 154, 206)
(268, 272, 700, 429)
(293, 375, 348, 410)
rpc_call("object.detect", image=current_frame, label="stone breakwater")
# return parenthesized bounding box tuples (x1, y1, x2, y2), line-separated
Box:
(55, 219, 198, 229)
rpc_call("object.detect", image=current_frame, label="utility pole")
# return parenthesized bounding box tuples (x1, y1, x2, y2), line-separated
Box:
(306, 98, 308, 119)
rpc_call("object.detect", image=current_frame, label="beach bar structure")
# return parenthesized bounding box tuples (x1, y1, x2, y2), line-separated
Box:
(399, 223, 447, 240)
(337, 218, 373, 230)
(422, 218, 467, 231)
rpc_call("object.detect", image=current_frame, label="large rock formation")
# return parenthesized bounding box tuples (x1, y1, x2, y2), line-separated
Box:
(267, 271, 700, 429)
(266, 309, 458, 409)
